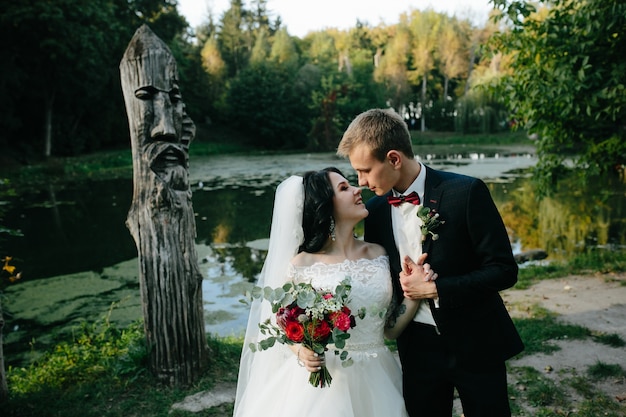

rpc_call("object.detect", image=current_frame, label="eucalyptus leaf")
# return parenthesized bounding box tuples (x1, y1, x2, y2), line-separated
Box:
(259, 337, 276, 350)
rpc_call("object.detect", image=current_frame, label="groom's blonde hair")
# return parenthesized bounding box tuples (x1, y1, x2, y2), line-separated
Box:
(337, 108, 414, 161)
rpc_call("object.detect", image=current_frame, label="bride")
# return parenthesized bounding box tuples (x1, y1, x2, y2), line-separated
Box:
(233, 167, 432, 417)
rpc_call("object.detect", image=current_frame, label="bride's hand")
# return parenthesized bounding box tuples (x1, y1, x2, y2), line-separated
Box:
(295, 345, 325, 372)
(400, 256, 439, 300)
(401, 255, 438, 282)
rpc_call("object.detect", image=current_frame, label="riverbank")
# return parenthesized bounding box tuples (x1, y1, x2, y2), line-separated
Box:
(0, 130, 531, 187)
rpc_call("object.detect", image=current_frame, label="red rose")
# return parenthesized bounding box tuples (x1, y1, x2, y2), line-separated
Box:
(284, 321, 305, 342)
(307, 319, 332, 342)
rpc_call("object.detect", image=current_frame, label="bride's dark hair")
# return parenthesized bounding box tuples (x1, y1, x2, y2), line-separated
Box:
(299, 167, 344, 253)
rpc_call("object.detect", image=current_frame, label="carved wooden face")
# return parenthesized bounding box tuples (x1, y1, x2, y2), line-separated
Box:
(134, 84, 184, 145)
(120, 26, 191, 192)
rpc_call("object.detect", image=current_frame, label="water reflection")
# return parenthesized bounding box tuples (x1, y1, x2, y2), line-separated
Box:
(3, 179, 136, 280)
(492, 173, 626, 260)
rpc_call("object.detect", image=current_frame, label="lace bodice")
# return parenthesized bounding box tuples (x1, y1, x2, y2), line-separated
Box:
(287, 255, 392, 350)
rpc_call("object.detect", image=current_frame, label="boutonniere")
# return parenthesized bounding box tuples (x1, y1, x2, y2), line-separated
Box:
(417, 206, 445, 241)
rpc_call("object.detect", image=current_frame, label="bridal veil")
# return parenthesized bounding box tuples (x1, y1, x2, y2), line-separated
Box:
(233, 175, 304, 414)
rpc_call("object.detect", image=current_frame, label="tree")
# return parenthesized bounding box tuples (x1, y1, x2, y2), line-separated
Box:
(269, 28, 299, 68)
(225, 62, 308, 149)
(249, 28, 271, 64)
(374, 24, 412, 109)
(218, 0, 250, 76)
(303, 31, 339, 72)
(0, 0, 187, 158)
(408, 9, 442, 132)
(438, 17, 470, 100)
(0, 0, 125, 157)
(489, 0, 626, 189)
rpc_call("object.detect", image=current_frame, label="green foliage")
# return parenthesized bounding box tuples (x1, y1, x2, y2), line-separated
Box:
(308, 75, 348, 151)
(0, 0, 188, 159)
(488, 0, 626, 191)
(8, 317, 147, 394)
(455, 88, 510, 134)
(4, 333, 241, 417)
(0, 0, 512, 163)
(225, 62, 310, 149)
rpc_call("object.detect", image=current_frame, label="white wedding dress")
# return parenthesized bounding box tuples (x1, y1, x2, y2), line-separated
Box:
(233, 255, 408, 417)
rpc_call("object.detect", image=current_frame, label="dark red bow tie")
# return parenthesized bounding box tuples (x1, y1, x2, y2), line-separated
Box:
(387, 191, 420, 207)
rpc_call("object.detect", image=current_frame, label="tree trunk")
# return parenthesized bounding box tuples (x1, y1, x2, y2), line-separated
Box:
(465, 44, 476, 95)
(43, 92, 55, 158)
(421, 74, 427, 132)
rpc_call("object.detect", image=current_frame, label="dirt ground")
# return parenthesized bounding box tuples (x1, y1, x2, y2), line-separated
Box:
(501, 272, 626, 414)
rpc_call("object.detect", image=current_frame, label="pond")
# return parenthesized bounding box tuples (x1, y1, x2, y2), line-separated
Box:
(2, 145, 625, 367)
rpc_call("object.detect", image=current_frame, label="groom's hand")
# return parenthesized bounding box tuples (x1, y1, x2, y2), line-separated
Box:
(400, 255, 439, 300)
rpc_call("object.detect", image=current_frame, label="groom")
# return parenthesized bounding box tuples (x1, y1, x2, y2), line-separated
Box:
(337, 108, 524, 417)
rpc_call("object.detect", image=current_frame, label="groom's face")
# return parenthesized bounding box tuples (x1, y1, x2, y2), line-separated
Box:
(348, 144, 399, 196)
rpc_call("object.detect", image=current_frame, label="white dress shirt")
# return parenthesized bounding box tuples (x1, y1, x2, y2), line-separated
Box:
(390, 162, 436, 326)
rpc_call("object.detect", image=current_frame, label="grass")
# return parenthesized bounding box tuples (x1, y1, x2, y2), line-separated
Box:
(507, 363, 626, 416)
(516, 249, 626, 289)
(508, 362, 626, 416)
(3, 321, 241, 417)
(511, 306, 591, 356)
(587, 361, 626, 381)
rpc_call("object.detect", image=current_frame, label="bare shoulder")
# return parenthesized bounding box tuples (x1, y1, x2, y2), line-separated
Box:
(291, 251, 319, 267)
(358, 241, 387, 259)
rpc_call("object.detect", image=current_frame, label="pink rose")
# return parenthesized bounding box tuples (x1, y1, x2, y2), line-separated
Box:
(331, 312, 352, 331)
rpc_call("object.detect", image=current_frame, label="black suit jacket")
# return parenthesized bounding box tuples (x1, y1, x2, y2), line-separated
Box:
(365, 165, 524, 366)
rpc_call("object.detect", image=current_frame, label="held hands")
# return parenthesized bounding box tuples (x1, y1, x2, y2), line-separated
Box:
(399, 254, 439, 300)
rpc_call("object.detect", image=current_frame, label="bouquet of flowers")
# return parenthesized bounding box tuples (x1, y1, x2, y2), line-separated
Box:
(246, 278, 364, 388)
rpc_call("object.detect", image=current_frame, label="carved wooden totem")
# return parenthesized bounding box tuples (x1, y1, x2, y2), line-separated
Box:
(120, 24, 208, 386)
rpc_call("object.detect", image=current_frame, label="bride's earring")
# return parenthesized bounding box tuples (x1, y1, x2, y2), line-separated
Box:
(329, 217, 336, 241)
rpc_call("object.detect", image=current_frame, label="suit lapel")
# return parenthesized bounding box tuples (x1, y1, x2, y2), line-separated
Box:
(422, 166, 443, 254)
